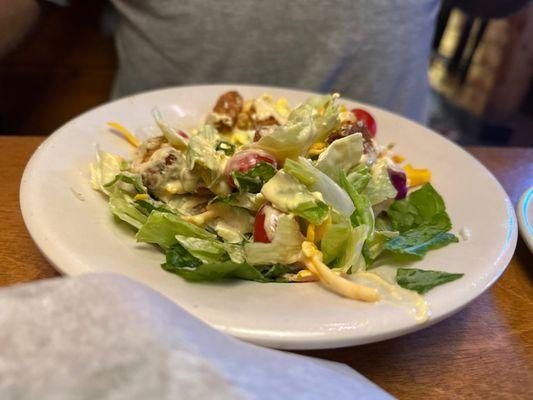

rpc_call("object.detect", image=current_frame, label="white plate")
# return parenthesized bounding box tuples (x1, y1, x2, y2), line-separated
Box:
(517, 188, 533, 253)
(20, 84, 517, 349)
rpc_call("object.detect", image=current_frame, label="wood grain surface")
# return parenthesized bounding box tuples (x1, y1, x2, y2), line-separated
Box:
(1, 136, 531, 399)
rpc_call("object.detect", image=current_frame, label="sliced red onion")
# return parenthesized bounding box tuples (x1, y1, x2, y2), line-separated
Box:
(388, 167, 408, 200)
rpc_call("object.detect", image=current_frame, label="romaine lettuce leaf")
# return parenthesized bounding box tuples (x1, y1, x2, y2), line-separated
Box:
(244, 214, 304, 265)
(363, 230, 399, 263)
(383, 184, 458, 258)
(315, 133, 363, 180)
(175, 235, 228, 264)
(231, 162, 276, 193)
(339, 170, 374, 233)
(108, 192, 147, 230)
(384, 230, 458, 257)
(387, 183, 447, 232)
(261, 170, 329, 225)
(136, 211, 216, 250)
(215, 140, 236, 156)
(164, 260, 269, 282)
(396, 268, 464, 294)
(215, 192, 266, 212)
(163, 242, 202, 269)
(162, 243, 290, 282)
(134, 197, 174, 215)
(104, 172, 146, 194)
(162, 243, 268, 282)
(169, 261, 271, 282)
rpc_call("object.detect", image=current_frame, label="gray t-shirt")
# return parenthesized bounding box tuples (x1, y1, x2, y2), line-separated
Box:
(110, 0, 439, 122)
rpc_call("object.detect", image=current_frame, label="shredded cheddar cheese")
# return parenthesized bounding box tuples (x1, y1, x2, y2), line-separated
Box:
(306, 224, 316, 242)
(301, 241, 380, 302)
(134, 194, 149, 201)
(392, 154, 405, 164)
(181, 203, 229, 226)
(314, 216, 331, 242)
(107, 122, 140, 147)
(287, 269, 317, 282)
(404, 164, 431, 187)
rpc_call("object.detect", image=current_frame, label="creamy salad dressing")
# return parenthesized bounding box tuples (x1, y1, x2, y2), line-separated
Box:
(211, 208, 254, 243)
(167, 195, 209, 216)
(261, 171, 322, 213)
(459, 227, 471, 241)
(350, 268, 429, 322)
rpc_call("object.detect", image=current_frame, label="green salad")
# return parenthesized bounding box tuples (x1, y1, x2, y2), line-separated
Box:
(91, 91, 462, 313)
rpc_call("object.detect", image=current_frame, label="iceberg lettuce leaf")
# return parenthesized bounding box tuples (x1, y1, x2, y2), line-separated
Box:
(315, 133, 363, 181)
(261, 170, 329, 224)
(244, 214, 304, 265)
(136, 211, 216, 250)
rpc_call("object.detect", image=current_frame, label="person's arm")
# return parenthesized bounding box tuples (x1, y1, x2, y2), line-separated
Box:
(0, 0, 40, 58)
(453, 0, 531, 19)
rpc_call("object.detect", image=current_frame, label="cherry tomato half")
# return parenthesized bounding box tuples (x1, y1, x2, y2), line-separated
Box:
(351, 109, 377, 137)
(253, 203, 283, 243)
(225, 149, 277, 188)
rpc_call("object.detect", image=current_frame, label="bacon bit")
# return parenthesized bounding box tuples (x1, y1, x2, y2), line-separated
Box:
(107, 122, 140, 147)
(212, 91, 243, 132)
(392, 154, 405, 164)
(404, 164, 431, 187)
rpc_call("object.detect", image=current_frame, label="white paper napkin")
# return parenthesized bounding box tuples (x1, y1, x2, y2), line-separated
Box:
(0, 273, 393, 399)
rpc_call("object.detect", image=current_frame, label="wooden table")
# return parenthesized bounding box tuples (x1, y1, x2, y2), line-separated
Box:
(1, 136, 532, 399)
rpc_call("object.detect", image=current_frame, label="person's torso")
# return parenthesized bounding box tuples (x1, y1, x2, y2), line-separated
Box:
(110, 0, 439, 121)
